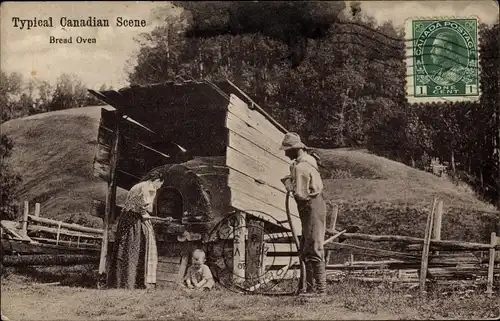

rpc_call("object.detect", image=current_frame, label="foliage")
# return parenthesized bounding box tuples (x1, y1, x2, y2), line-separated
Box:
(47, 74, 89, 111)
(176, 1, 346, 67)
(1, 71, 110, 122)
(0, 134, 22, 220)
(1, 72, 24, 121)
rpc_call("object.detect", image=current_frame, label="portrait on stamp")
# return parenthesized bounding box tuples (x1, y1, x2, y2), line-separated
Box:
(429, 31, 467, 86)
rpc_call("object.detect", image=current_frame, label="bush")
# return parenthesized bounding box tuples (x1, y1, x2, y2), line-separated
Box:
(0, 134, 22, 220)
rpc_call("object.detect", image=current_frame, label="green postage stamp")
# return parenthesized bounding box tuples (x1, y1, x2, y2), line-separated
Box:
(405, 17, 480, 103)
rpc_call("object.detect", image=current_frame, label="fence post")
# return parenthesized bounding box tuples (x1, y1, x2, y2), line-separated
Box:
(420, 198, 436, 293)
(21, 201, 29, 237)
(97, 114, 121, 289)
(325, 204, 338, 264)
(432, 200, 443, 256)
(486, 232, 496, 296)
(34, 203, 41, 217)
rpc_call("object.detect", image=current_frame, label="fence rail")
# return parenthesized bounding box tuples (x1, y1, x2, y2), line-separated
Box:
(1, 201, 104, 266)
(321, 198, 499, 296)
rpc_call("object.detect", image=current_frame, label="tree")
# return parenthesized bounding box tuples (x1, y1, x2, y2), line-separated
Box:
(478, 23, 499, 205)
(176, 1, 346, 68)
(48, 73, 89, 111)
(0, 71, 94, 120)
(0, 71, 24, 121)
(34, 79, 55, 114)
(0, 134, 22, 220)
(127, 6, 193, 85)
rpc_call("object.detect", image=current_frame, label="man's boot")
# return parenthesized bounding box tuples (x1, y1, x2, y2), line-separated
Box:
(299, 261, 315, 296)
(313, 260, 327, 296)
(305, 260, 315, 293)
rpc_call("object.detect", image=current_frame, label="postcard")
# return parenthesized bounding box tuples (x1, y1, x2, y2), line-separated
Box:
(1, 1, 499, 320)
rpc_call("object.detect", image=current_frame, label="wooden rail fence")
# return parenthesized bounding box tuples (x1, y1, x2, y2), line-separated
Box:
(322, 198, 499, 296)
(3, 199, 498, 297)
(1, 201, 104, 267)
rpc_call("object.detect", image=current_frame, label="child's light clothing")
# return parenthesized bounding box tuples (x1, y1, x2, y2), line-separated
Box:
(185, 264, 215, 289)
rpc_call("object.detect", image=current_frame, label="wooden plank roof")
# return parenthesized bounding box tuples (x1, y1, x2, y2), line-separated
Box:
(89, 80, 254, 190)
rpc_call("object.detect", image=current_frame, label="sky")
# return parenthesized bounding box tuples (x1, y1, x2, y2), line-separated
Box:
(357, 0, 498, 28)
(1, 1, 498, 90)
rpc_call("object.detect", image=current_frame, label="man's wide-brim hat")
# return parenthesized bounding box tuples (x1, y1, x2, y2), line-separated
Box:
(279, 132, 307, 151)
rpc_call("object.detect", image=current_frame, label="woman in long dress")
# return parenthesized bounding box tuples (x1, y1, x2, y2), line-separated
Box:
(108, 172, 164, 289)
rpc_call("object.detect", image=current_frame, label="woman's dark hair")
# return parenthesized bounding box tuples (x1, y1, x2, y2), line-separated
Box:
(141, 169, 164, 182)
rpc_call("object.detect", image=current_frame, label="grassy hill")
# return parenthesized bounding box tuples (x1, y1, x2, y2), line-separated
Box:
(317, 149, 498, 244)
(1, 107, 498, 243)
(0, 107, 121, 228)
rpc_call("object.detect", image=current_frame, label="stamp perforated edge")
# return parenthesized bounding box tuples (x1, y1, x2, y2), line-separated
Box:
(404, 15, 482, 104)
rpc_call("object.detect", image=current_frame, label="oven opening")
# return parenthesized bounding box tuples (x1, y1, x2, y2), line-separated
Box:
(155, 187, 184, 222)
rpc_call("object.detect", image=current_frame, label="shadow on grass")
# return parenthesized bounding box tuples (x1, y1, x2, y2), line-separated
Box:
(3, 264, 99, 288)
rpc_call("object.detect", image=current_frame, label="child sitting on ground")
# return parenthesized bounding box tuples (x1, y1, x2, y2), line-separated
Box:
(183, 249, 215, 290)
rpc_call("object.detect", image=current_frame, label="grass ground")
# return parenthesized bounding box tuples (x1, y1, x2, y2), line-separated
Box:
(1, 267, 499, 321)
(318, 148, 496, 211)
(317, 148, 499, 245)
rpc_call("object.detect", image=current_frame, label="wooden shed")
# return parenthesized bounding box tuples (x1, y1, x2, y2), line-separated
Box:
(90, 80, 302, 289)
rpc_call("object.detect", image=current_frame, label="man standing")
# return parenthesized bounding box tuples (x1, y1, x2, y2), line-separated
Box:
(280, 132, 327, 296)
